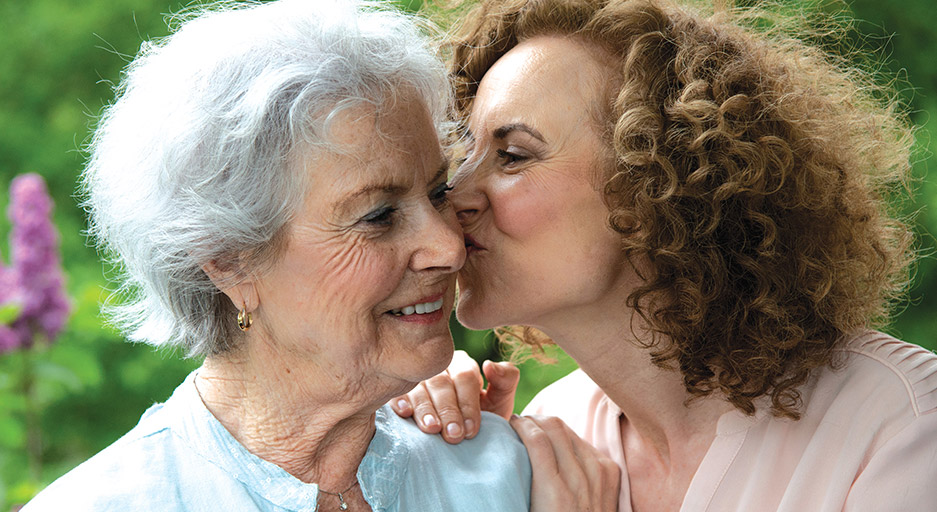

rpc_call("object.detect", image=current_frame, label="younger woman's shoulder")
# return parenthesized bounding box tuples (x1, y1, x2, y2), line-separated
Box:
(838, 331, 937, 417)
(521, 369, 606, 416)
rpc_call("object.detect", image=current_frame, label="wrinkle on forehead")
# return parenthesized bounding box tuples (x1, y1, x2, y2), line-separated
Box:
(294, 96, 444, 181)
(296, 92, 444, 169)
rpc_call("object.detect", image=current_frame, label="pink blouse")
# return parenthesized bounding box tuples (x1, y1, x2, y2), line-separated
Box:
(523, 331, 937, 511)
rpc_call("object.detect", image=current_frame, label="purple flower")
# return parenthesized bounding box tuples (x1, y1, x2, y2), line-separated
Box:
(0, 247, 23, 353)
(4, 174, 71, 348)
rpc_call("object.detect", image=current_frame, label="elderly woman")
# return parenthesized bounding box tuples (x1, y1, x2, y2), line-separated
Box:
(395, 0, 937, 510)
(21, 1, 535, 510)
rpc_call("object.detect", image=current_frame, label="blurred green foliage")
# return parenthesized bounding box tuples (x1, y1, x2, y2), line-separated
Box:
(0, 0, 934, 508)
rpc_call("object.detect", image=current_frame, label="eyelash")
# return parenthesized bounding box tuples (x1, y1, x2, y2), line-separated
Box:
(360, 205, 397, 227)
(430, 182, 453, 207)
(359, 182, 452, 228)
(496, 149, 527, 166)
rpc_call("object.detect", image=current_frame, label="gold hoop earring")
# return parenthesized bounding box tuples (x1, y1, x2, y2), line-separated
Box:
(237, 307, 252, 331)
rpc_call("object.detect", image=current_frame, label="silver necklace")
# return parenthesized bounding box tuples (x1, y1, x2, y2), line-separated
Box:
(318, 480, 359, 511)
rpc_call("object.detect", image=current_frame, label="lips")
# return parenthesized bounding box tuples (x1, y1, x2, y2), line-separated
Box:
(464, 234, 486, 255)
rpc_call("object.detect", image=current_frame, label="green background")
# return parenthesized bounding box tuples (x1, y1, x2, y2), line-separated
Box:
(0, 0, 934, 507)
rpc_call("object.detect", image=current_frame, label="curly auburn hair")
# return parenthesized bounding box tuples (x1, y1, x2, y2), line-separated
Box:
(447, 0, 915, 419)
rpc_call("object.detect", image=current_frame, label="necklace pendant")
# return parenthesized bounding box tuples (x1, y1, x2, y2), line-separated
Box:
(337, 491, 349, 511)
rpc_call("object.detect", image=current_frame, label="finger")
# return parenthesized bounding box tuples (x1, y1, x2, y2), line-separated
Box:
(509, 415, 560, 477)
(424, 372, 467, 443)
(515, 414, 619, 512)
(525, 416, 586, 487)
(448, 351, 484, 439)
(554, 420, 620, 512)
(406, 382, 442, 434)
(390, 393, 413, 418)
(448, 349, 484, 377)
(510, 415, 579, 510)
(564, 423, 616, 507)
(481, 360, 519, 419)
(600, 457, 621, 511)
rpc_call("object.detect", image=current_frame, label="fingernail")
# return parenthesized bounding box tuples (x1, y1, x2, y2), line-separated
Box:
(396, 399, 409, 412)
(446, 422, 463, 438)
(464, 419, 475, 435)
(422, 414, 439, 428)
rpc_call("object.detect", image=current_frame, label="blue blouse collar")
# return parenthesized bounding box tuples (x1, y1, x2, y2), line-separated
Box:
(164, 371, 410, 511)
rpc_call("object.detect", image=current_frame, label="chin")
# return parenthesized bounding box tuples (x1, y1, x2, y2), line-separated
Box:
(455, 290, 499, 331)
(455, 274, 505, 330)
(409, 332, 455, 381)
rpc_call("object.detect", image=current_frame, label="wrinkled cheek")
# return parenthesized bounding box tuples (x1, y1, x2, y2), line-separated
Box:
(315, 243, 400, 330)
(325, 239, 397, 284)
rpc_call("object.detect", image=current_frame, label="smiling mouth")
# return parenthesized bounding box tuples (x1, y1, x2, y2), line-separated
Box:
(388, 298, 444, 316)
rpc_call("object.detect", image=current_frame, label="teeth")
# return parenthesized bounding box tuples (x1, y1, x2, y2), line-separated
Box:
(390, 298, 444, 316)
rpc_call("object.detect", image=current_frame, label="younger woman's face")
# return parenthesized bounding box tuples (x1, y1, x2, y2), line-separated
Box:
(451, 36, 631, 332)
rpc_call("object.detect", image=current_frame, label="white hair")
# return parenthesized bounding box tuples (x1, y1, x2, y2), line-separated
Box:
(82, 0, 451, 356)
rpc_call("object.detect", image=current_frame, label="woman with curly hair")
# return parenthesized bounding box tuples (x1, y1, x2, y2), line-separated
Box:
(394, 0, 937, 509)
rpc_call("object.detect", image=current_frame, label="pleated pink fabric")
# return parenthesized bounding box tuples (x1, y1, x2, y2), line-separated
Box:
(524, 331, 937, 511)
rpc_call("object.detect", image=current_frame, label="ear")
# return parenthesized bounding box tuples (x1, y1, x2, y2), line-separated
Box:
(201, 260, 259, 312)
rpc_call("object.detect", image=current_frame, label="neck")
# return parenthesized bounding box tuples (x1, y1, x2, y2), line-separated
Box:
(195, 347, 382, 489)
(535, 295, 732, 468)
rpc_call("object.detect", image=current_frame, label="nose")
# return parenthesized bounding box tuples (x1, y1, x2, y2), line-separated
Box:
(410, 205, 466, 273)
(449, 167, 489, 229)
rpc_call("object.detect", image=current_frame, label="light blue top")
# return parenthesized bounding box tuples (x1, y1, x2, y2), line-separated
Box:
(23, 371, 531, 511)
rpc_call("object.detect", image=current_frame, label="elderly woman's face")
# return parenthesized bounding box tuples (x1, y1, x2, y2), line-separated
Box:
(252, 96, 464, 390)
(451, 36, 629, 331)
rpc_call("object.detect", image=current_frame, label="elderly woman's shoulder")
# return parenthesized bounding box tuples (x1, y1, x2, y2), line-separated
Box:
(372, 406, 531, 510)
(376, 404, 530, 466)
(21, 405, 183, 511)
(21, 395, 254, 511)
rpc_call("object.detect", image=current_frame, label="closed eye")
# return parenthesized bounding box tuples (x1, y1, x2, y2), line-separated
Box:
(496, 148, 528, 167)
(429, 182, 453, 208)
(360, 205, 397, 226)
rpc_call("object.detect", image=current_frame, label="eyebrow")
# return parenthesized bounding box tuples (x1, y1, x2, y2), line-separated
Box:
(337, 182, 407, 211)
(492, 123, 547, 143)
(430, 161, 448, 184)
(336, 156, 450, 211)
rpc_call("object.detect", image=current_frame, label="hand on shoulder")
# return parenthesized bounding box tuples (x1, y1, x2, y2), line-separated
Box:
(390, 350, 519, 443)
